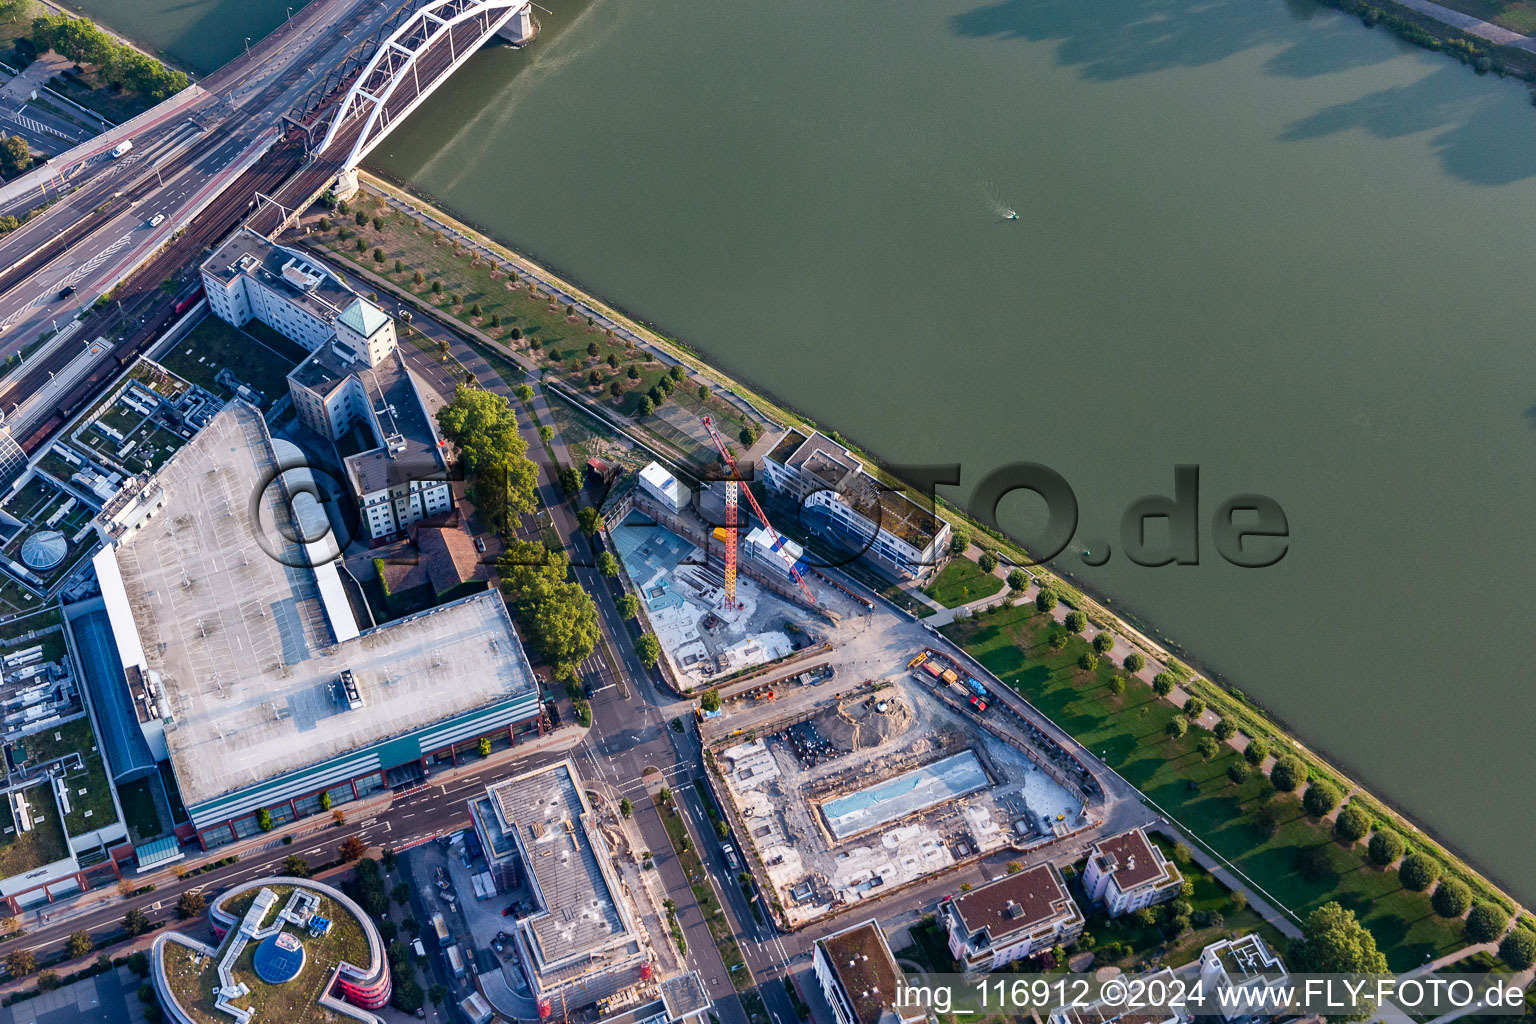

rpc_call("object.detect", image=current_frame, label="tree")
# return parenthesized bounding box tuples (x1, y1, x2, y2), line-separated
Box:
(127, 951, 150, 977)
(1182, 696, 1205, 719)
(697, 383, 710, 401)
(491, 314, 502, 329)
(714, 820, 729, 839)
(1035, 587, 1057, 612)
(597, 551, 619, 576)
(372, 247, 384, 263)
(436, 386, 539, 532)
(512, 327, 524, 341)
(576, 506, 605, 535)
(538, 424, 555, 442)
(477, 736, 492, 757)
(339, 835, 367, 861)
(1243, 737, 1270, 765)
(658, 787, 672, 803)
(1064, 610, 1086, 633)
(1333, 805, 1370, 843)
(435, 338, 449, 360)
(1270, 755, 1305, 792)
(635, 632, 662, 668)
(977, 551, 997, 573)
(619, 798, 633, 818)
(412, 269, 425, 285)
(1165, 717, 1187, 739)
(1368, 829, 1405, 866)
(470, 302, 483, 318)
(1152, 672, 1175, 697)
(432, 279, 443, 295)
(1091, 632, 1114, 654)
(1227, 760, 1250, 784)
(1004, 568, 1027, 592)
(354, 210, 367, 226)
(66, 930, 93, 958)
(372, 216, 384, 231)
(1213, 719, 1236, 741)
(122, 907, 149, 937)
(669, 364, 686, 383)
(0, 133, 31, 179)
(627, 363, 641, 380)
(699, 689, 722, 714)
(257, 808, 273, 831)
(610, 380, 624, 398)
(1197, 736, 1220, 760)
(949, 531, 969, 556)
(450, 292, 462, 306)
(319, 791, 332, 811)
(638, 396, 655, 416)
(1500, 929, 1536, 971)
(282, 854, 312, 878)
(393, 259, 404, 273)
(1107, 675, 1125, 696)
(617, 593, 639, 619)
(1304, 780, 1341, 817)
(1295, 901, 1389, 976)
(4, 948, 34, 978)
(1431, 878, 1471, 919)
(176, 891, 206, 920)
(1047, 630, 1069, 652)
(559, 466, 582, 494)
(1465, 902, 1508, 944)
(1077, 652, 1098, 672)
(1122, 652, 1146, 674)
(355, 236, 367, 252)
(1398, 853, 1440, 892)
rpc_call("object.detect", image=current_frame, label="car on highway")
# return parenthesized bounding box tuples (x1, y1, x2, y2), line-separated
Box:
(721, 842, 742, 872)
(57, 286, 75, 301)
(148, 213, 165, 227)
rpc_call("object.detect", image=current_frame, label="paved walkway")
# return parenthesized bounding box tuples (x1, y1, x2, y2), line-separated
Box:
(1390, 0, 1536, 50)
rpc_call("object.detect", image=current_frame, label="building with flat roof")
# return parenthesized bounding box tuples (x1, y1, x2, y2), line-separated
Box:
(467, 759, 650, 1015)
(941, 862, 1084, 972)
(92, 403, 540, 848)
(638, 462, 689, 513)
(1198, 934, 1289, 1021)
(1047, 968, 1188, 1024)
(812, 919, 924, 1024)
(200, 229, 356, 351)
(1081, 828, 1183, 917)
(762, 428, 949, 581)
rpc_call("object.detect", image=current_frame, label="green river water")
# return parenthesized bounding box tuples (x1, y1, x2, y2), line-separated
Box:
(73, 0, 1536, 903)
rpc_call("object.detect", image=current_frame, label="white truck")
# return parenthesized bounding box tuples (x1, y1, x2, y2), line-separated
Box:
(111, 139, 133, 158)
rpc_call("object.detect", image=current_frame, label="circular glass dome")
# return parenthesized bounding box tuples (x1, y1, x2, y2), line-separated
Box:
(19, 530, 66, 571)
(252, 932, 306, 984)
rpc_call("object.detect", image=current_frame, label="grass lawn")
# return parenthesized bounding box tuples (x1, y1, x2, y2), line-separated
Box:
(117, 776, 163, 843)
(310, 194, 758, 469)
(159, 314, 309, 405)
(1430, 0, 1536, 32)
(942, 603, 1464, 972)
(0, 782, 69, 876)
(923, 557, 1003, 608)
(20, 716, 119, 837)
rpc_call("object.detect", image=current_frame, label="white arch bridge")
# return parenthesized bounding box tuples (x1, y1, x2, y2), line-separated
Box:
(318, 0, 533, 171)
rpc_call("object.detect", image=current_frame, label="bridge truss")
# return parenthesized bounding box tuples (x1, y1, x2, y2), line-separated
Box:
(317, 0, 530, 170)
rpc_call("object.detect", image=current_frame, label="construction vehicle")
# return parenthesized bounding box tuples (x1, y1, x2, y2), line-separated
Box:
(699, 415, 814, 605)
(907, 652, 928, 669)
(969, 695, 988, 713)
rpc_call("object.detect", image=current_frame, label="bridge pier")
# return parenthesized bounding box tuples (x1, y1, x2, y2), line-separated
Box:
(334, 167, 360, 203)
(496, 6, 537, 45)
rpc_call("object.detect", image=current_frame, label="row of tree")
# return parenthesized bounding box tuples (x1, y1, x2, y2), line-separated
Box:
(498, 539, 599, 680)
(29, 14, 190, 101)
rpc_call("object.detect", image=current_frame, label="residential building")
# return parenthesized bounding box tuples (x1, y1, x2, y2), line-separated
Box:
(467, 760, 651, 1014)
(90, 403, 541, 849)
(1081, 828, 1183, 917)
(941, 863, 1084, 972)
(639, 461, 689, 513)
(812, 919, 924, 1024)
(1047, 968, 1188, 1024)
(1198, 934, 1289, 1021)
(761, 428, 949, 580)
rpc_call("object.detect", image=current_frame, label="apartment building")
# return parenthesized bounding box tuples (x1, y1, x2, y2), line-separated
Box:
(1198, 934, 1290, 1021)
(941, 863, 1084, 972)
(761, 428, 949, 581)
(1081, 828, 1184, 917)
(812, 919, 925, 1024)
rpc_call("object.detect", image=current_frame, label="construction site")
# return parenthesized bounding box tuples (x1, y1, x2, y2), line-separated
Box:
(703, 658, 1094, 929)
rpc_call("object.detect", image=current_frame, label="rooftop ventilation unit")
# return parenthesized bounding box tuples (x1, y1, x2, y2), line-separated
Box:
(338, 669, 364, 710)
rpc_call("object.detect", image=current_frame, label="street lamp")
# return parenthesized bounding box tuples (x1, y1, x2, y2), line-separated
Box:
(287, 6, 294, 19)
(245, 36, 252, 55)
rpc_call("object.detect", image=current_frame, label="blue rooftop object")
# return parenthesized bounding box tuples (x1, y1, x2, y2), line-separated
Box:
(253, 932, 306, 984)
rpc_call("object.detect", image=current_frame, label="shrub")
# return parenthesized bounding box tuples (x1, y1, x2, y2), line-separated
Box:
(1499, 929, 1536, 971)
(1333, 805, 1370, 843)
(1303, 779, 1341, 817)
(1368, 829, 1405, 866)
(1270, 756, 1305, 792)
(1431, 878, 1472, 919)
(1123, 652, 1145, 674)
(1465, 903, 1509, 944)
(1398, 853, 1440, 892)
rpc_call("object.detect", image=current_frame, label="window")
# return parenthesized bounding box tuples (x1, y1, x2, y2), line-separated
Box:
(354, 772, 384, 799)
(325, 782, 356, 806)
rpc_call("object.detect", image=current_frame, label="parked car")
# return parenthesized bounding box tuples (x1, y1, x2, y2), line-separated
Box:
(474, 536, 487, 552)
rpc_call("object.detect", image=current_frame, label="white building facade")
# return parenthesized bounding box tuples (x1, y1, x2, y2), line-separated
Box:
(942, 863, 1085, 972)
(1081, 828, 1184, 917)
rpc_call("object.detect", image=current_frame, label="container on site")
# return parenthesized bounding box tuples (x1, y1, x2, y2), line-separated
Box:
(713, 526, 730, 541)
(941, 669, 958, 685)
(922, 662, 943, 679)
(111, 139, 133, 157)
(445, 943, 465, 978)
(431, 912, 450, 944)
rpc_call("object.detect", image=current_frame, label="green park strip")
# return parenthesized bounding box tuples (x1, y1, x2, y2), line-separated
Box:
(942, 602, 1489, 973)
(923, 556, 1004, 608)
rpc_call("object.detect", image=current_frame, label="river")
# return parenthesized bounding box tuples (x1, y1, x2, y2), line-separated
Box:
(79, 0, 1536, 903)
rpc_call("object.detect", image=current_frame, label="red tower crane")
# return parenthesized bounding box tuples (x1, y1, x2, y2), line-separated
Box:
(699, 416, 815, 605)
